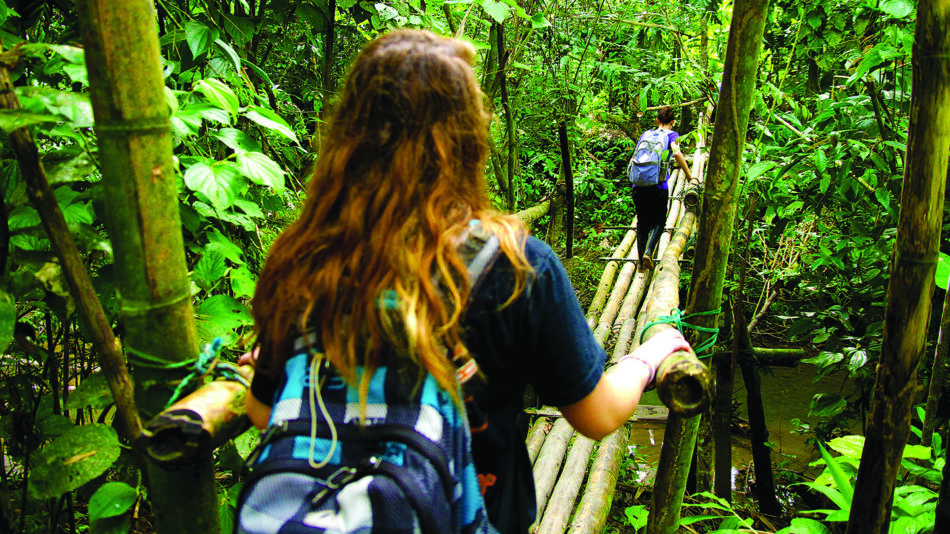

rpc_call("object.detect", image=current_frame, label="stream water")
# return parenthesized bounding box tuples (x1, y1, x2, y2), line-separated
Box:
(629, 362, 857, 488)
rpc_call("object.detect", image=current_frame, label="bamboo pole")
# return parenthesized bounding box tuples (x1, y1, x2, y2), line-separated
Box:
(531, 418, 573, 520)
(0, 54, 141, 440)
(516, 199, 553, 225)
(141, 367, 253, 467)
(536, 435, 596, 534)
(586, 223, 637, 326)
(78, 1, 220, 532)
(565, 427, 631, 534)
(527, 417, 551, 465)
(848, 1, 950, 531)
(923, 273, 950, 448)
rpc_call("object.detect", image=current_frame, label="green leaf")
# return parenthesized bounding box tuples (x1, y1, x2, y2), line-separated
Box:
(480, 0, 509, 23)
(28, 424, 121, 499)
(0, 109, 58, 133)
(935, 253, 950, 289)
(65, 372, 114, 411)
(17, 86, 94, 127)
(185, 21, 219, 58)
(216, 128, 262, 152)
(244, 106, 298, 143)
(747, 161, 776, 181)
(213, 39, 241, 74)
(902, 444, 931, 460)
(809, 393, 847, 417)
(193, 248, 229, 288)
(183, 160, 244, 211)
(230, 266, 258, 299)
(817, 441, 854, 502)
(206, 228, 246, 265)
(813, 148, 827, 173)
(237, 152, 286, 191)
(194, 78, 239, 117)
(0, 289, 14, 354)
(234, 198, 266, 219)
(776, 517, 833, 534)
(186, 102, 231, 125)
(874, 188, 891, 212)
(529, 13, 550, 28)
(827, 435, 864, 459)
(89, 482, 137, 521)
(197, 295, 253, 343)
(878, 0, 914, 18)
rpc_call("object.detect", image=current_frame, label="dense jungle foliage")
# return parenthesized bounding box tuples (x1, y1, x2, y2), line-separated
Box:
(0, 0, 946, 532)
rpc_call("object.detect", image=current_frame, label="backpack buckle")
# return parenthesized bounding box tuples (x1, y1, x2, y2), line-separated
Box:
(310, 464, 363, 507)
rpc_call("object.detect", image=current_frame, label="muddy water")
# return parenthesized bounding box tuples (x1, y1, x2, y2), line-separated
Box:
(628, 363, 857, 487)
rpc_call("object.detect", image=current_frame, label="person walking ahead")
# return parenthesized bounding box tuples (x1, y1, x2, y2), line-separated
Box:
(628, 106, 696, 270)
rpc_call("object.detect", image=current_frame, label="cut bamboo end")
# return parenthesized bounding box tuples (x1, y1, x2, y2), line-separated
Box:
(656, 351, 714, 416)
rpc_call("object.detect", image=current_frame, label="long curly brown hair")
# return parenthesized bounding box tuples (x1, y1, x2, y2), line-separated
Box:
(252, 29, 531, 410)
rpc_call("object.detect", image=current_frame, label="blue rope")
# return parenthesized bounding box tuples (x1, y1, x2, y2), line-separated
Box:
(640, 308, 721, 358)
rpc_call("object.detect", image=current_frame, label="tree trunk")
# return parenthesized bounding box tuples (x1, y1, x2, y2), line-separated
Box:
(558, 121, 574, 257)
(496, 23, 517, 212)
(78, 2, 220, 532)
(923, 274, 950, 448)
(683, 0, 771, 502)
(0, 60, 140, 440)
(847, 2, 950, 532)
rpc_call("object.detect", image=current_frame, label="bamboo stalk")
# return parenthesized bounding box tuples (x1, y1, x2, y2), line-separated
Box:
(141, 366, 253, 467)
(565, 426, 631, 534)
(531, 418, 573, 519)
(536, 435, 596, 534)
(848, 1, 950, 530)
(586, 223, 637, 326)
(516, 199, 552, 225)
(527, 417, 551, 465)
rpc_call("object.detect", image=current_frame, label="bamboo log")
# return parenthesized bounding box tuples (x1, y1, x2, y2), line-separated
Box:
(526, 405, 669, 423)
(536, 435, 596, 534)
(591, 259, 640, 340)
(516, 199, 552, 225)
(848, 1, 950, 531)
(527, 417, 551, 465)
(532, 418, 573, 519)
(141, 366, 253, 467)
(586, 223, 637, 327)
(646, 413, 701, 533)
(713, 348, 805, 367)
(649, 213, 713, 416)
(565, 426, 631, 534)
(923, 272, 950, 448)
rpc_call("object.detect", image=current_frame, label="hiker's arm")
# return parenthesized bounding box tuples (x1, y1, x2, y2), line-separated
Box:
(559, 329, 690, 440)
(247, 390, 272, 430)
(671, 143, 695, 183)
(559, 358, 651, 440)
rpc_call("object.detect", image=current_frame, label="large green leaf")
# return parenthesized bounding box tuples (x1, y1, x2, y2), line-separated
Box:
(237, 152, 286, 191)
(65, 372, 114, 411)
(29, 424, 121, 499)
(183, 160, 244, 211)
(193, 247, 228, 289)
(197, 295, 253, 344)
(244, 106, 298, 143)
(0, 289, 14, 354)
(89, 482, 137, 521)
(230, 267, 257, 299)
(817, 441, 853, 502)
(194, 78, 239, 117)
(216, 128, 262, 152)
(17, 86, 94, 128)
(809, 393, 847, 418)
(0, 109, 58, 133)
(205, 227, 246, 265)
(185, 21, 219, 58)
(878, 0, 914, 18)
(776, 517, 833, 534)
(213, 39, 241, 74)
(936, 253, 950, 289)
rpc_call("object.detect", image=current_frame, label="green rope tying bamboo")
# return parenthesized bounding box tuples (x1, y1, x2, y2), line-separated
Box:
(127, 337, 249, 409)
(640, 308, 721, 357)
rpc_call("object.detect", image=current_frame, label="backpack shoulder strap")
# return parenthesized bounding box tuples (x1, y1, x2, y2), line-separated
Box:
(456, 219, 502, 295)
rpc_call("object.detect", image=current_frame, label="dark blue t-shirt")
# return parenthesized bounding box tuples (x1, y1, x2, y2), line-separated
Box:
(462, 237, 604, 534)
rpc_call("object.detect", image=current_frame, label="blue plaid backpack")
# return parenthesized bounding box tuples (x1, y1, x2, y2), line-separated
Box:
(236, 221, 501, 534)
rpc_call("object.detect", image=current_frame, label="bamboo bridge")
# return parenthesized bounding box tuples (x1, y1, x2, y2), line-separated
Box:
(512, 148, 713, 534)
(138, 149, 717, 533)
